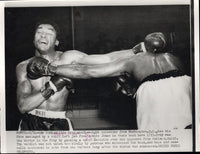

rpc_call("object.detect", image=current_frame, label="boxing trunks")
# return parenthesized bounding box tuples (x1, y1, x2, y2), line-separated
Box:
(135, 70, 192, 129)
(18, 109, 73, 131)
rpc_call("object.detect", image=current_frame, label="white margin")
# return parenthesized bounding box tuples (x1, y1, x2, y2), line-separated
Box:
(4, 0, 190, 7)
(0, 0, 197, 153)
(0, 1, 6, 153)
(194, 0, 200, 151)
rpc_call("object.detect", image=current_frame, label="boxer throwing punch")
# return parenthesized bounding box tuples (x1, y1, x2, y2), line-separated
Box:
(28, 32, 192, 129)
(16, 20, 142, 130)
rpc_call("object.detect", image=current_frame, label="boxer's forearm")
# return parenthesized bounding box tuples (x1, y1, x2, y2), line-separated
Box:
(17, 92, 46, 114)
(53, 59, 127, 79)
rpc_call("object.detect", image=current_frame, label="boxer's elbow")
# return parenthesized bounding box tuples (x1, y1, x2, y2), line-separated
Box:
(17, 100, 27, 114)
(18, 106, 26, 114)
(18, 102, 33, 114)
(17, 96, 30, 114)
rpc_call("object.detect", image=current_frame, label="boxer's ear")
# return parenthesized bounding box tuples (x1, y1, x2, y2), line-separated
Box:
(55, 39, 59, 46)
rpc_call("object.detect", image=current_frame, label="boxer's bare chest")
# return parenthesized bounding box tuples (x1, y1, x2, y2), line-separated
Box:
(30, 76, 69, 110)
(27, 52, 71, 110)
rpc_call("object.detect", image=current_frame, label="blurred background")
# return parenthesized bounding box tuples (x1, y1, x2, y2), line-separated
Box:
(5, 5, 191, 130)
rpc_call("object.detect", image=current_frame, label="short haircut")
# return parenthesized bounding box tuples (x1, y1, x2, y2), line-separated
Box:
(34, 19, 60, 40)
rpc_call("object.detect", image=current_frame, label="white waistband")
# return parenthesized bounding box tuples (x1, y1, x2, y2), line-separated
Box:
(28, 109, 66, 119)
(22, 109, 73, 131)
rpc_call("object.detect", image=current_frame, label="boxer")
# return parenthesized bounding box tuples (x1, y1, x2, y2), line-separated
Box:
(16, 20, 78, 130)
(28, 32, 192, 129)
(16, 19, 142, 130)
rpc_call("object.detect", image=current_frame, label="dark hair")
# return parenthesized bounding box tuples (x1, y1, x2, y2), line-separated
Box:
(34, 19, 60, 40)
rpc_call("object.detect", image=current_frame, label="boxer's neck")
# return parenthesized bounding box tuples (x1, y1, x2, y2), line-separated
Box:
(35, 50, 57, 62)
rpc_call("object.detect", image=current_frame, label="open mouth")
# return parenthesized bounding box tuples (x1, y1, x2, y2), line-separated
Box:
(40, 41, 47, 45)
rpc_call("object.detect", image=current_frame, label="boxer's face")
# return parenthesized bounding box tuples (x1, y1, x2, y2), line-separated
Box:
(34, 24, 59, 54)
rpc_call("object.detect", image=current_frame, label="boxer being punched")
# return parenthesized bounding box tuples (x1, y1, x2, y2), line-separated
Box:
(16, 20, 78, 130)
(16, 20, 141, 130)
(29, 32, 192, 129)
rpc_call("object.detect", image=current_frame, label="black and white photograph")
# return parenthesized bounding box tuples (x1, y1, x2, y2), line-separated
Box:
(1, 0, 199, 153)
(5, 3, 192, 131)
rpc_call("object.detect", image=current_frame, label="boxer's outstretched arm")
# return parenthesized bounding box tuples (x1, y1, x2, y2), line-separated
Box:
(78, 42, 144, 64)
(77, 49, 134, 64)
(52, 49, 134, 66)
(16, 62, 46, 114)
(53, 57, 133, 79)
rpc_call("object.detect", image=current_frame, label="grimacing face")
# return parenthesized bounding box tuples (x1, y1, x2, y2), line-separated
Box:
(34, 24, 59, 54)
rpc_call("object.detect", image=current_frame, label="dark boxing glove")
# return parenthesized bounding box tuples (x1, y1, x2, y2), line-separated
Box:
(115, 72, 135, 98)
(40, 76, 74, 100)
(27, 57, 56, 79)
(144, 32, 166, 53)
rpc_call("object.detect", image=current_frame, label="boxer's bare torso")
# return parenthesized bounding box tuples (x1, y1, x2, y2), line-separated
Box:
(125, 52, 182, 82)
(16, 50, 86, 113)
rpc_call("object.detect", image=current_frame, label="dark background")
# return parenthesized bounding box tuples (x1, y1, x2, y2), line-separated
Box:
(5, 5, 191, 130)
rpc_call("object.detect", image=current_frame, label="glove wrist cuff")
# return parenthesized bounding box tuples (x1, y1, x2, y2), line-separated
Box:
(49, 81, 58, 92)
(48, 64, 57, 75)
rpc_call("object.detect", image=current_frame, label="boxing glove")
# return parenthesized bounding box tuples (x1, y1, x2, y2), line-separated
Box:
(115, 72, 135, 98)
(144, 32, 166, 53)
(40, 76, 74, 100)
(27, 57, 56, 79)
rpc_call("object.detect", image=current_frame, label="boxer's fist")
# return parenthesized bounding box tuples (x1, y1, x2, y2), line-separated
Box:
(40, 76, 74, 100)
(27, 57, 55, 79)
(51, 76, 74, 92)
(115, 72, 135, 98)
(144, 32, 166, 53)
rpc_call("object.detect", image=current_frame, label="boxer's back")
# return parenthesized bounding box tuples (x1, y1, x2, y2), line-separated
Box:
(127, 52, 182, 82)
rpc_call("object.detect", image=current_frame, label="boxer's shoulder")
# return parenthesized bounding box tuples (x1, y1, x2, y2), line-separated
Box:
(60, 50, 87, 61)
(16, 57, 34, 81)
(156, 52, 176, 58)
(157, 52, 181, 64)
(16, 57, 34, 71)
(63, 50, 87, 56)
